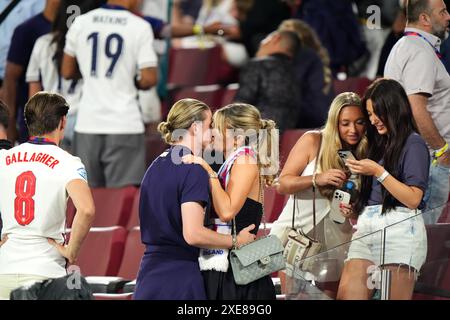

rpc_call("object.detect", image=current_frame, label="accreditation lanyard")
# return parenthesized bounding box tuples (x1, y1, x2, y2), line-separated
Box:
(404, 31, 442, 60)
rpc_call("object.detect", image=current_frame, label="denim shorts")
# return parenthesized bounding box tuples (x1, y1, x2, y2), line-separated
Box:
(346, 205, 427, 272)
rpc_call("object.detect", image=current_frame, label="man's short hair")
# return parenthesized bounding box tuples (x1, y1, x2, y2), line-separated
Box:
(0, 100, 9, 130)
(24, 92, 69, 136)
(279, 30, 302, 57)
(407, 0, 432, 23)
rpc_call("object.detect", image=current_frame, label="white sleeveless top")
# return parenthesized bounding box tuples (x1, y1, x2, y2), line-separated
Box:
(270, 158, 330, 238)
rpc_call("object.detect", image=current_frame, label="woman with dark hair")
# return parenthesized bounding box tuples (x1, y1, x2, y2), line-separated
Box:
(25, 0, 105, 151)
(337, 78, 429, 300)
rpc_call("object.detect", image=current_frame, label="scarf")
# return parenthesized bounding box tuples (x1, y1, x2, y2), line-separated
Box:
(198, 146, 256, 272)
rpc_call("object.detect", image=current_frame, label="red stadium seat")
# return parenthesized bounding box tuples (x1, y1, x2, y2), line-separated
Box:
(264, 187, 289, 223)
(333, 77, 372, 97)
(170, 85, 224, 111)
(413, 223, 450, 300)
(145, 133, 168, 167)
(221, 83, 239, 106)
(280, 129, 310, 168)
(116, 227, 145, 280)
(126, 189, 141, 230)
(90, 186, 137, 227)
(437, 195, 450, 223)
(86, 227, 145, 293)
(75, 226, 127, 277)
(168, 46, 223, 87)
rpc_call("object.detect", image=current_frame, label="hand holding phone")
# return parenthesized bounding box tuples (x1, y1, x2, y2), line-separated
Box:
(330, 189, 350, 224)
(338, 150, 357, 163)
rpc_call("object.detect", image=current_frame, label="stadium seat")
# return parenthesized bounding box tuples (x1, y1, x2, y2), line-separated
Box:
(126, 189, 141, 230)
(145, 133, 168, 166)
(90, 186, 137, 227)
(264, 187, 289, 223)
(413, 223, 450, 300)
(93, 293, 133, 300)
(170, 84, 224, 111)
(168, 46, 223, 87)
(221, 83, 239, 106)
(86, 227, 145, 293)
(438, 203, 450, 223)
(117, 227, 144, 280)
(333, 77, 372, 97)
(437, 194, 450, 223)
(280, 129, 310, 168)
(122, 279, 136, 293)
(75, 226, 127, 277)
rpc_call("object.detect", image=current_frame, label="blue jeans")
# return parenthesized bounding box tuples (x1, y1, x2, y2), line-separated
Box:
(423, 163, 450, 224)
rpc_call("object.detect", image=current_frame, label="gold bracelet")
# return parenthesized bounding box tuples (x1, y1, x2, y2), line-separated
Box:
(231, 234, 237, 249)
(312, 173, 317, 188)
(209, 172, 218, 179)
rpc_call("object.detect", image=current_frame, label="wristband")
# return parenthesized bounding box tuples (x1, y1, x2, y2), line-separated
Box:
(432, 142, 448, 165)
(193, 24, 204, 35)
(209, 172, 218, 179)
(377, 170, 390, 183)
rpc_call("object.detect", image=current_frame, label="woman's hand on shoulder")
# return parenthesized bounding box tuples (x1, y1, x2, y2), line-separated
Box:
(315, 169, 347, 188)
(182, 155, 211, 173)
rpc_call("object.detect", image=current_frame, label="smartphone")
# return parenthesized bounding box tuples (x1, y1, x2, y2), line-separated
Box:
(337, 150, 357, 163)
(330, 189, 350, 224)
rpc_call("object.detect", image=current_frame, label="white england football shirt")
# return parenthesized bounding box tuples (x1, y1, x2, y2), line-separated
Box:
(0, 142, 87, 278)
(64, 6, 158, 134)
(26, 33, 83, 116)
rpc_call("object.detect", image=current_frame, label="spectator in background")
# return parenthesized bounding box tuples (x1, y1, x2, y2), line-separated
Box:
(62, 0, 158, 188)
(354, 0, 400, 79)
(26, 0, 104, 153)
(440, 0, 450, 72)
(215, 0, 291, 57)
(376, 5, 407, 77)
(0, 0, 45, 99)
(3, 0, 61, 144)
(235, 30, 301, 133)
(295, 0, 367, 76)
(173, 0, 248, 68)
(384, 0, 450, 224)
(279, 19, 334, 129)
(177, 0, 203, 23)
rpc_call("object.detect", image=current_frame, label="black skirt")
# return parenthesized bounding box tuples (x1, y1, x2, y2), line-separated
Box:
(202, 268, 276, 300)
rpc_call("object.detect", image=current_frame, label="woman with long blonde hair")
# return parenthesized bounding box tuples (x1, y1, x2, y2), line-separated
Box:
(183, 103, 278, 300)
(270, 92, 368, 294)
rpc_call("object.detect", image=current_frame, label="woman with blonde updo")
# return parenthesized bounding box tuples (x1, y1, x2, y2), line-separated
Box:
(183, 103, 278, 300)
(134, 99, 256, 300)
